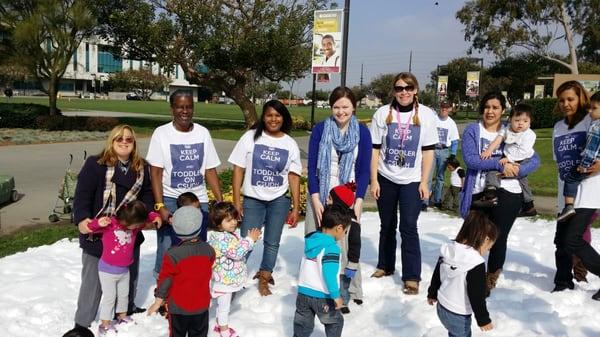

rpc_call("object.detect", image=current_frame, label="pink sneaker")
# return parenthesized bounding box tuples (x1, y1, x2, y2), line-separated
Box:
(116, 315, 134, 325)
(97, 322, 117, 336)
(214, 326, 238, 337)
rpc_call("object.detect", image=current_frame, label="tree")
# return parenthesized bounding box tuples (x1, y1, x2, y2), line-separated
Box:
(248, 80, 281, 101)
(350, 85, 368, 103)
(110, 69, 171, 100)
(369, 73, 396, 103)
(93, 0, 328, 127)
(456, 0, 598, 74)
(305, 89, 330, 101)
(429, 58, 484, 103)
(0, 0, 95, 114)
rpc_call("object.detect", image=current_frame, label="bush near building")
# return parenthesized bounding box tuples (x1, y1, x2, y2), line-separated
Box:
(522, 98, 560, 129)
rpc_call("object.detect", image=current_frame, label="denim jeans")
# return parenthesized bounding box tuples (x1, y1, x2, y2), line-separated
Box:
(240, 195, 290, 272)
(154, 197, 208, 275)
(376, 175, 422, 281)
(293, 293, 343, 337)
(427, 148, 450, 205)
(437, 303, 472, 337)
(339, 275, 351, 305)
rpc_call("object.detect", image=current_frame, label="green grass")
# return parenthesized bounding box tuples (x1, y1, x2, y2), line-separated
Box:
(0, 222, 78, 258)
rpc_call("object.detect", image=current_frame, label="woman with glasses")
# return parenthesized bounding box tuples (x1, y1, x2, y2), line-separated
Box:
(369, 72, 438, 295)
(69, 125, 154, 332)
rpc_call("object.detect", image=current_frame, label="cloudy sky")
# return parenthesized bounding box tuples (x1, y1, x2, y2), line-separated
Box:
(295, 0, 490, 95)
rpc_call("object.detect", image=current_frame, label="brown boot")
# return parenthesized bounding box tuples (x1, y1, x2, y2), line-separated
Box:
(572, 255, 588, 283)
(256, 270, 273, 296)
(402, 280, 419, 295)
(485, 269, 502, 297)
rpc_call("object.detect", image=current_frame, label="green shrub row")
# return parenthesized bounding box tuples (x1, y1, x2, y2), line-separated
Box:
(521, 98, 561, 129)
(0, 103, 53, 128)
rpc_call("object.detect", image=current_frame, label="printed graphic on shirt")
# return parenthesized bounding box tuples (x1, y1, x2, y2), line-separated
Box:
(170, 143, 204, 189)
(112, 229, 132, 255)
(437, 127, 448, 145)
(384, 123, 421, 168)
(554, 131, 586, 179)
(251, 144, 289, 187)
(480, 138, 503, 157)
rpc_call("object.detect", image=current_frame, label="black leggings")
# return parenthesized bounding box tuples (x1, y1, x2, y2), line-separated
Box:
(473, 189, 523, 273)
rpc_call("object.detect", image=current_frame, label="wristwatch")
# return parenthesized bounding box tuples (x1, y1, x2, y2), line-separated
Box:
(154, 202, 165, 211)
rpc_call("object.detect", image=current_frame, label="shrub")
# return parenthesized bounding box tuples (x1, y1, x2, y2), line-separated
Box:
(292, 116, 311, 130)
(85, 117, 120, 131)
(0, 103, 53, 128)
(521, 98, 560, 129)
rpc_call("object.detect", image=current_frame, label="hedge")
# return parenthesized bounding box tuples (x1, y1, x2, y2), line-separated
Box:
(0, 103, 53, 128)
(521, 98, 561, 129)
(0, 103, 118, 131)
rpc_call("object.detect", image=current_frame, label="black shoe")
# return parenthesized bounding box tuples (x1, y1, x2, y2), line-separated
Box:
(65, 325, 94, 337)
(353, 299, 363, 305)
(434, 203, 442, 209)
(518, 207, 538, 217)
(557, 205, 576, 223)
(421, 204, 428, 212)
(551, 283, 574, 293)
(340, 307, 350, 314)
(592, 289, 600, 301)
(127, 307, 146, 315)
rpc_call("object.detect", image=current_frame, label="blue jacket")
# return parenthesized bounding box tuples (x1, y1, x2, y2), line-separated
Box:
(298, 231, 341, 299)
(459, 122, 540, 218)
(307, 121, 372, 199)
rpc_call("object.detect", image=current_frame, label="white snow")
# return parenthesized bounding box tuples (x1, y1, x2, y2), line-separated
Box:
(1, 211, 600, 337)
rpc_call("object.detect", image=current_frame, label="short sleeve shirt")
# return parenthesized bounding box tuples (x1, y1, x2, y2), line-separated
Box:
(435, 115, 460, 147)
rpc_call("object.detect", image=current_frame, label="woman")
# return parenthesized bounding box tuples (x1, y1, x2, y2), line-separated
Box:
(460, 92, 540, 295)
(307, 86, 372, 302)
(229, 100, 302, 296)
(369, 73, 438, 295)
(552, 81, 600, 296)
(71, 125, 154, 330)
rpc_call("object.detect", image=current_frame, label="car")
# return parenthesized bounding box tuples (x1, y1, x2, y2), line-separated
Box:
(0, 175, 18, 205)
(126, 93, 142, 100)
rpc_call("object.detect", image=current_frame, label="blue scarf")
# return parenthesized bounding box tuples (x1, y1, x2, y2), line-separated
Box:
(317, 115, 360, 204)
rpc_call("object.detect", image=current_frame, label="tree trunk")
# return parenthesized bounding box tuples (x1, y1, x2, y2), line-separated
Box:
(48, 78, 59, 115)
(229, 85, 258, 128)
(560, 3, 579, 74)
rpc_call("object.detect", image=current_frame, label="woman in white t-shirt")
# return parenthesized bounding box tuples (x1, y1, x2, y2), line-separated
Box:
(460, 92, 540, 296)
(369, 72, 438, 295)
(552, 80, 600, 296)
(228, 100, 302, 296)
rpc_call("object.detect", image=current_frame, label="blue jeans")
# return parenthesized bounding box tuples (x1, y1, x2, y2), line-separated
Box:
(427, 148, 450, 205)
(563, 170, 588, 198)
(240, 195, 290, 272)
(154, 197, 208, 275)
(340, 275, 351, 305)
(437, 303, 472, 337)
(293, 293, 343, 337)
(376, 175, 422, 281)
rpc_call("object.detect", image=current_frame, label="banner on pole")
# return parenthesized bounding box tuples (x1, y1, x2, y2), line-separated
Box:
(311, 9, 344, 74)
(524, 92, 531, 100)
(466, 71, 480, 97)
(437, 76, 448, 96)
(534, 85, 544, 99)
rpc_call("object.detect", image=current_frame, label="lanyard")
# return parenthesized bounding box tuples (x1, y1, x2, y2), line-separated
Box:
(395, 109, 412, 150)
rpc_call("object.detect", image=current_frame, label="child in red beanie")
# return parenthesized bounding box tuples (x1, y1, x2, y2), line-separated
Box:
(328, 182, 363, 314)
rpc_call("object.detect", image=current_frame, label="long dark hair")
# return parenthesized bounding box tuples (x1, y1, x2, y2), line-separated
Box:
(252, 100, 293, 141)
(116, 200, 148, 226)
(554, 80, 590, 130)
(455, 210, 498, 250)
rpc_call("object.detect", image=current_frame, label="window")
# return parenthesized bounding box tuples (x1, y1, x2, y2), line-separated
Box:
(97, 45, 122, 73)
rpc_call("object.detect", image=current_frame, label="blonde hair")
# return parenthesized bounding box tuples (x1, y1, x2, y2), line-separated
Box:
(97, 125, 145, 173)
(385, 72, 420, 126)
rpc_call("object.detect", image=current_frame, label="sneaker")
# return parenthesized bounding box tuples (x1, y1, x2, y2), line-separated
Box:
(353, 299, 363, 305)
(551, 283, 574, 293)
(370, 269, 393, 278)
(421, 204, 428, 212)
(340, 306, 350, 314)
(127, 306, 146, 315)
(216, 327, 239, 337)
(518, 207, 538, 217)
(98, 323, 117, 336)
(592, 289, 600, 301)
(116, 315, 134, 325)
(557, 205, 576, 223)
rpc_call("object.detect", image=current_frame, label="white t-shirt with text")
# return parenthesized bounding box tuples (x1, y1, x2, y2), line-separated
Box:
(435, 115, 460, 147)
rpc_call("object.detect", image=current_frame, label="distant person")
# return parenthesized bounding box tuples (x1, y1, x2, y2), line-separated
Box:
(208, 202, 261, 337)
(320, 35, 340, 67)
(148, 206, 216, 337)
(441, 157, 464, 213)
(146, 90, 222, 277)
(293, 204, 352, 337)
(4, 87, 13, 100)
(78, 200, 160, 336)
(427, 211, 498, 337)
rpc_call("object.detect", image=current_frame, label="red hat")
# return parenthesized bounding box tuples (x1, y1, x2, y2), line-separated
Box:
(330, 182, 356, 208)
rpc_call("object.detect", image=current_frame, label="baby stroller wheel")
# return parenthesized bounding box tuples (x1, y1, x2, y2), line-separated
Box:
(64, 205, 72, 214)
(49, 214, 60, 223)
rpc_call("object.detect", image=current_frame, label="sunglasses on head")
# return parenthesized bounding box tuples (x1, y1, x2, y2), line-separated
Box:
(115, 136, 135, 144)
(394, 85, 415, 93)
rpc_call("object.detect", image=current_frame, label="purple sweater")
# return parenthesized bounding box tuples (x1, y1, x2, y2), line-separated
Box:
(459, 122, 540, 218)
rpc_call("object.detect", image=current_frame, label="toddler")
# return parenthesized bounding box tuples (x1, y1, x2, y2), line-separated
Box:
(293, 204, 352, 337)
(478, 103, 536, 210)
(328, 183, 363, 313)
(148, 206, 216, 337)
(558, 91, 600, 222)
(78, 200, 160, 336)
(441, 157, 464, 212)
(177, 191, 201, 208)
(208, 202, 261, 337)
(427, 210, 498, 337)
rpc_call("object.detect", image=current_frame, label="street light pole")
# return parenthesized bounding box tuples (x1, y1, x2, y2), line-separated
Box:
(340, 0, 350, 87)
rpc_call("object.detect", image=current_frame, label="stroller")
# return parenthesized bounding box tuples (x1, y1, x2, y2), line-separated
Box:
(49, 151, 86, 223)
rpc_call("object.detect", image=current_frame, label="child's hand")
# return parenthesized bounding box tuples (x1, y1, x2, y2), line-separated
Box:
(480, 322, 493, 331)
(334, 297, 344, 310)
(577, 165, 588, 173)
(147, 299, 163, 316)
(247, 228, 261, 242)
(499, 158, 509, 165)
(427, 298, 436, 305)
(480, 149, 493, 160)
(98, 216, 111, 227)
(152, 217, 162, 229)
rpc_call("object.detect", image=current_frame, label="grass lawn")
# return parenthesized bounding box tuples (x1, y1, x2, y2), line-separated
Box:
(0, 222, 78, 258)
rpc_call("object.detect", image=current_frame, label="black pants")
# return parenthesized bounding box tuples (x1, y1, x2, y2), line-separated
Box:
(554, 208, 600, 287)
(127, 244, 140, 312)
(473, 189, 523, 273)
(168, 311, 209, 337)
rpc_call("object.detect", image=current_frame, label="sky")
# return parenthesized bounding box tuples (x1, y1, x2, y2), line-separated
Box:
(295, 0, 490, 95)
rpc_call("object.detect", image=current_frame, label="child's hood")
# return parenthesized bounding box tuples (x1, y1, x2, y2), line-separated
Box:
(440, 241, 484, 278)
(304, 231, 337, 259)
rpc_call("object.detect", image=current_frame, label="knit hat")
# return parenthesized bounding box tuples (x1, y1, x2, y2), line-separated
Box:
(172, 206, 203, 240)
(330, 182, 356, 208)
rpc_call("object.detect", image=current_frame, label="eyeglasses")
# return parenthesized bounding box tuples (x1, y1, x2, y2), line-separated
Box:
(394, 85, 415, 93)
(115, 136, 135, 144)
